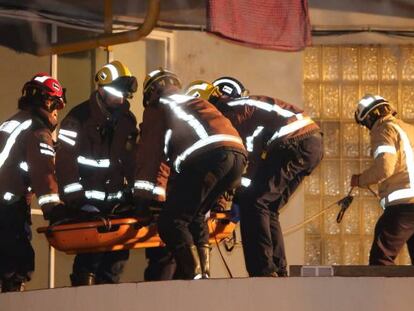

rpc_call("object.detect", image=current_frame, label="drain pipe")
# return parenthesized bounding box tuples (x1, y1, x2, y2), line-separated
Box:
(36, 0, 160, 56)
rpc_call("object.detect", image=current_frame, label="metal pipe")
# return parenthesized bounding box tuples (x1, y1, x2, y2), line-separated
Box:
(36, 0, 160, 56)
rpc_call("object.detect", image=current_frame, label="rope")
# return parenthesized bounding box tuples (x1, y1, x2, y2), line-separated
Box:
(208, 220, 234, 278)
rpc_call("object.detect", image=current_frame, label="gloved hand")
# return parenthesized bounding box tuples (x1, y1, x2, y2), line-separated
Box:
(351, 174, 360, 187)
(46, 204, 73, 225)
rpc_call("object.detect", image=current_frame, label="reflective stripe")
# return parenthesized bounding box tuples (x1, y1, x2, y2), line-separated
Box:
(107, 191, 123, 201)
(63, 182, 83, 194)
(161, 96, 209, 139)
(0, 120, 20, 133)
(149, 69, 161, 77)
(85, 190, 106, 200)
(84, 190, 124, 201)
(359, 95, 385, 108)
(380, 123, 414, 207)
(104, 63, 119, 80)
(58, 133, 76, 146)
(134, 180, 166, 198)
(34, 75, 49, 83)
(241, 177, 251, 187)
(267, 118, 314, 146)
(38, 193, 60, 206)
(77, 156, 110, 168)
(3, 192, 15, 201)
(40, 143, 54, 152)
(103, 86, 123, 98)
(40, 149, 55, 157)
(164, 129, 172, 157)
(374, 145, 397, 159)
(246, 126, 264, 152)
(227, 99, 296, 117)
(174, 134, 243, 172)
(0, 120, 32, 169)
(213, 78, 242, 94)
(19, 161, 28, 172)
(59, 129, 78, 138)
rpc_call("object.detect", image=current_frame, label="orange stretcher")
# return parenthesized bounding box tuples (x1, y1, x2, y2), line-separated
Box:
(37, 212, 237, 254)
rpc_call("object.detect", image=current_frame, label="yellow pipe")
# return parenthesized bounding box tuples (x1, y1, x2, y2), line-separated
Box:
(37, 0, 160, 56)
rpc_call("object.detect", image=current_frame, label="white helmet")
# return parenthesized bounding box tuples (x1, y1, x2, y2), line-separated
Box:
(354, 94, 393, 125)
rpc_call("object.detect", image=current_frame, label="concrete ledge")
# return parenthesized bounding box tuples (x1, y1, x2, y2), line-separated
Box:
(1, 277, 414, 311)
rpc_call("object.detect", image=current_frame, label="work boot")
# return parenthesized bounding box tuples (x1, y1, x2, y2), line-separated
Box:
(197, 244, 211, 279)
(1, 278, 25, 292)
(174, 245, 202, 280)
(70, 272, 96, 286)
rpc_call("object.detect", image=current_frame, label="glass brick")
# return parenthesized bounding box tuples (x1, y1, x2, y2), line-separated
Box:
(381, 46, 399, 81)
(322, 47, 340, 81)
(323, 161, 341, 196)
(305, 237, 322, 265)
(342, 47, 359, 81)
(342, 123, 360, 158)
(304, 83, 320, 118)
(380, 84, 398, 110)
(305, 197, 321, 234)
(401, 84, 414, 119)
(305, 165, 321, 195)
(363, 237, 373, 264)
(322, 122, 340, 157)
(361, 47, 378, 81)
(361, 83, 378, 97)
(341, 84, 359, 119)
(324, 201, 341, 235)
(344, 239, 361, 265)
(304, 47, 320, 81)
(396, 245, 411, 265)
(361, 127, 371, 158)
(324, 236, 342, 265)
(401, 46, 414, 81)
(343, 161, 360, 195)
(361, 199, 382, 234)
(322, 84, 340, 118)
(342, 197, 359, 235)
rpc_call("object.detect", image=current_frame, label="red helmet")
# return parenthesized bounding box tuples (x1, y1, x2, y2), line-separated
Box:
(21, 73, 66, 110)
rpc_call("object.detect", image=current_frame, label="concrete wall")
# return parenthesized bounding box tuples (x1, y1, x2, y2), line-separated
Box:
(2, 277, 414, 311)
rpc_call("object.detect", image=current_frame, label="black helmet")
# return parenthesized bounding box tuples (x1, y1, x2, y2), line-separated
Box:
(212, 76, 248, 98)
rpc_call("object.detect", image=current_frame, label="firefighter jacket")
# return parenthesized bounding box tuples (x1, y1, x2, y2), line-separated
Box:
(134, 94, 247, 202)
(0, 110, 61, 215)
(55, 91, 138, 210)
(215, 95, 320, 187)
(358, 115, 414, 208)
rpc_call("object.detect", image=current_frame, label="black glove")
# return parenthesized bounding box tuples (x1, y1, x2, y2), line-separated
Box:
(47, 204, 73, 226)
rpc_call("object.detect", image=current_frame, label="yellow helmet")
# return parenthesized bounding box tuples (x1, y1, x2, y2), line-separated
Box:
(95, 61, 137, 98)
(184, 80, 222, 101)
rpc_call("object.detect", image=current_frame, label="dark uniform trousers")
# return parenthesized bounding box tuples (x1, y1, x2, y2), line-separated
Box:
(158, 148, 246, 252)
(0, 199, 34, 291)
(73, 250, 129, 284)
(239, 132, 323, 276)
(370, 204, 414, 265)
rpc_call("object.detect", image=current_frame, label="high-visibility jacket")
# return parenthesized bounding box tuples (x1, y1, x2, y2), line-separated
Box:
(359, 115, 414, 208)
(134, 94, 247, 202)
(0, 110, 61, 215)
(55, 91, 138, 210)
(215, 95, 320, 186)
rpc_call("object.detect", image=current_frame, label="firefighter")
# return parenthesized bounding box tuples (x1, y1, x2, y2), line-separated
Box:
(55, 61, 138, 285)
(0, 73, 66, 292)
(351, 94, 414, 265)
(186, 78, 323, 277)
(134, 69, 247, 280)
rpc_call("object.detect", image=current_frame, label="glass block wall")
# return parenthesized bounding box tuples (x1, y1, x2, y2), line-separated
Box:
(303, 45, 414, 265)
